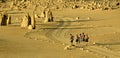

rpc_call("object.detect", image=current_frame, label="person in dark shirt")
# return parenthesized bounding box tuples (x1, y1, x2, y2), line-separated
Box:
(76, 34, 79, 45)
(81, 32, 85, 41)
(79, 34, 82, 43)
(85, 34, 89, 42)
(70, 34, 74, 45)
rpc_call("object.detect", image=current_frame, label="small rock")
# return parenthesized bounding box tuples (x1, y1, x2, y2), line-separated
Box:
(87, 17, 91, 20)
(103, 56, 108, 58)
(28, 25, 33, 30)
(72, 5, 79, 9)
(62, 43, 66, 46)
(113, 32, 117, 34)
(80, 48, 84, 51)
(76, 17, 79, 20)
(34, 14, 39, 18)
(85, 50, 89, 52)
(34, 38, 38, 40)
(93, 42, 96, 44)
(64, 45, 71, 50)
(80, 6, 85, 9)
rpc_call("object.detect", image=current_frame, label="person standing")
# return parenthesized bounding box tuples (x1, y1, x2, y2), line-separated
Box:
(85, 34, 89, 42)
(81, 32, 85, 41)
(70, 34, 74, 45)
(79, 34, 82, 43)
(76, 34, 79, 45)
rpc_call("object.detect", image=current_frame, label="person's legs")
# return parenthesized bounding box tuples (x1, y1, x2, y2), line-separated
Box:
(83, 38, 85, 42)
(71, 40, 73, 45)
(78, 40, 80, 47)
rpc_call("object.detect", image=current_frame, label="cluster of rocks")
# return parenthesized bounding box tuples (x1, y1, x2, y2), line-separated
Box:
(44, 9, 54, 23)
(10, 0, 32, 10)
(40, 8, 54, 23)
(21, 8, 54, 29)
(0, 8, 54, 30)
(0, 10, 36, 30)
(61, 0, 120, 10)
(80, 1, 120, 10)
(1, 0, 120, 11)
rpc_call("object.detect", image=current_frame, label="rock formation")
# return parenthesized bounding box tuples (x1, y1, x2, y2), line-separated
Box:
(31, 15, 36, 29)
(40, 10, 45, 18)
(21, 13, 36, 29)
(0, 11, 11, 26)
(0, 14, 2, 25)
(21, 13, 31, 28)
(44, 9, 53, 23)
(7, 15, 11, 25)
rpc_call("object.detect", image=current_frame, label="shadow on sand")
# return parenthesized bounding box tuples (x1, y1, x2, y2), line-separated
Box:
(55, 19, 97, 22)
(36, 19, 93, 26)
(95, 42, 120, 46)
(39, 27, 93, 29)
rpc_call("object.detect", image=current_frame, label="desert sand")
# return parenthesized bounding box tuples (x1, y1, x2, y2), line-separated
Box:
(0, 0, 120, 58)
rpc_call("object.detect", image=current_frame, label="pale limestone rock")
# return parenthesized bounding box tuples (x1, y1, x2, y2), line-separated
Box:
(85, 50, 89, 52)
(7, 15, 11, 25)
(34, 14, 39, 18)
(87, 17, 91, 20)
(93, 42, 96, 45)
(31, 15, 36, 29)
(80, 48, 84, 51)
(21, 13, 36, 29)
(76, 17, 79, 20)
(28, 25, 33, 30)
(72, 5, 79, 9)
(0, 14, 2, 25)
(21, 15, 29, 28)
(44, 9, 53, 23)
(40, 10, 45, 18)
(64, 45, 71, 50)
(103, 56, 108, 58)
(21, 16, 27, 27)
(80, 6, 85, 9)
(10, 1, 14, 9)
(62, 43, 66, 46)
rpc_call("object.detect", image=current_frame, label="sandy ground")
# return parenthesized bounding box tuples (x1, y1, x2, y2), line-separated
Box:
(0, 8, 120, 58)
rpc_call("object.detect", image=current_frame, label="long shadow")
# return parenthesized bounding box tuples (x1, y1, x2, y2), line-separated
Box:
(36, 20, 91, 26)
(43, 19, 67, 44)
(0, 39, 4, 42)
(39, 27, 93, 29)
(94, 42, 120, 46)
(0, 39, 7, 43)
(36, 23, 82, 26)
(55, 19, 95, 22)
(7, 12, 25, 14)
(36, 18, 101, 26)
(36, 21, 82, 26)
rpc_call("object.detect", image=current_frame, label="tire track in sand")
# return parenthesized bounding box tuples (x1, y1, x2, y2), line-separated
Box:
(85, 46, 120, 58)
(44, 17, 72, 44)
(51, 17, 72, 45)
(24, 16, 120, 58)
(51, 17, 120, 58)
(24, 18, 65, 42)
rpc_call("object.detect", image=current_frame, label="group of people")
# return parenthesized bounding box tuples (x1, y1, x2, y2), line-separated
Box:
(70, 32, 89, 45)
